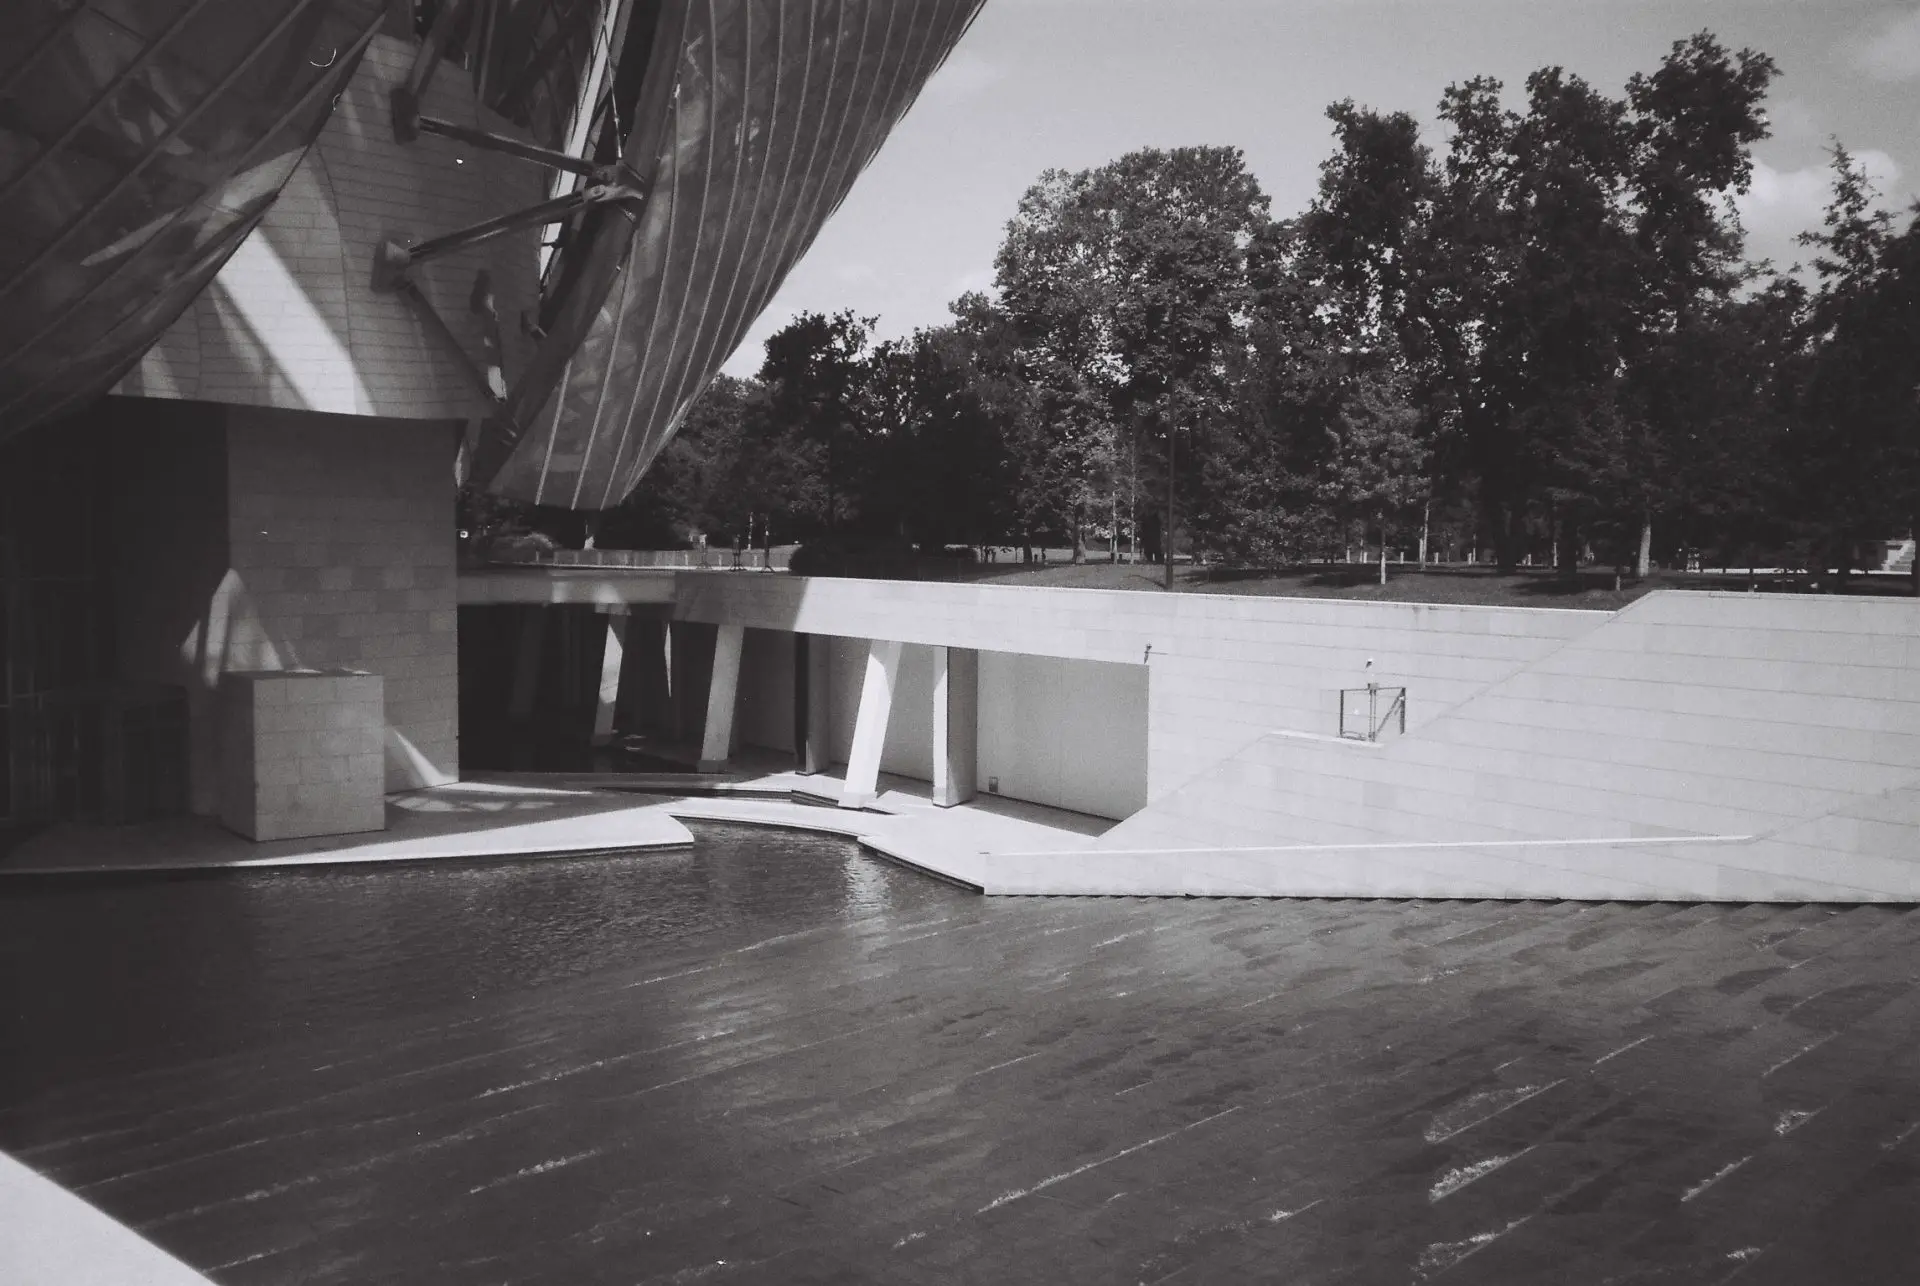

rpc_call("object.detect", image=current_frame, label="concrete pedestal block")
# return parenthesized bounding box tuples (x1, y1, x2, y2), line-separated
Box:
(219, 670, 386, 841)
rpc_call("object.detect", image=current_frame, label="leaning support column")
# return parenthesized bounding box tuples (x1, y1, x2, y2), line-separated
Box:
(697, 624, 745, 773)
(932, 646, 979, 807)
(590, 605, 629, 746)
(841, 638, 901, 808)
(795, 634, 833, 774)
(621, 616, 669, 734)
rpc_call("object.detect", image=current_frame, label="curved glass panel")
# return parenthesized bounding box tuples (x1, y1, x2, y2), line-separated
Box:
(479, 0, 985, 508)
(0, 0, 386, 437)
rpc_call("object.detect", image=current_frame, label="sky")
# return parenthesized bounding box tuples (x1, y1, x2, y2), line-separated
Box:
(721, 0, 1920, 376)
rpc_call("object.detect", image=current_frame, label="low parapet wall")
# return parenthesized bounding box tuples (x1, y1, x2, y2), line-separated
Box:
(672, 573, 1603, 802)
(1095, 591, 1920, 901)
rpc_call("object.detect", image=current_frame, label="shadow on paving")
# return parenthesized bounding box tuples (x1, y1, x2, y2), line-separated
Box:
(3, 827, 1919, 1284)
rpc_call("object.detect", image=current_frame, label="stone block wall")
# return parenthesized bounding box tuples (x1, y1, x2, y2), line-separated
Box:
(219, 670, 385, 840)
(113, 33, 544, 418)
(223, 407, 459, 790)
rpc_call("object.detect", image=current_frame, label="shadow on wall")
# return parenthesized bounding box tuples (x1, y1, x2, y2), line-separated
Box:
(113, 33, 545, 421)
(173, 568, 452, 813)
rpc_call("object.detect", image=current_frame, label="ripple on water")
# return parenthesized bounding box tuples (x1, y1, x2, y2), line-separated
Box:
(0, 822, 963, 1098)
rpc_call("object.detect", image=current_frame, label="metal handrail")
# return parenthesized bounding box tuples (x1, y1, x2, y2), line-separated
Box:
(1339, 683, 1406, 742)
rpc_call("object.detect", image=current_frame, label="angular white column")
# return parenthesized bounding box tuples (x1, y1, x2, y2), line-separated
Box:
(697, 623, 746, 772)
(932, 646, 979, 807)
(590, 606, 628, 746)
(841, 638, 901, 808)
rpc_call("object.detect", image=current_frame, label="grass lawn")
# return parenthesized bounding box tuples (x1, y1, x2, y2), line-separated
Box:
(938, 559, 1913, 610)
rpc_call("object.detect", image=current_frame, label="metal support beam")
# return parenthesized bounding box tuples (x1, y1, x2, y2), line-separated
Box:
(389, 0, 473, 142)
(372, 178, 641, 287)
(413, 113, 601, 176)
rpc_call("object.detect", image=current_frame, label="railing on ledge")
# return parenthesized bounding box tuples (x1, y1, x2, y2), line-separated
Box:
(483, 546, 794, 571)
(1339, 683, 1406, 742)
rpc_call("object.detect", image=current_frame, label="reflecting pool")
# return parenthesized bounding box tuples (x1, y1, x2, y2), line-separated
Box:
(0, 822, 960, 1104)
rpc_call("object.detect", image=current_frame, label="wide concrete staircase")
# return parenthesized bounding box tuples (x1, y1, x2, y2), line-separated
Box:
(993, 592, 1920, 901)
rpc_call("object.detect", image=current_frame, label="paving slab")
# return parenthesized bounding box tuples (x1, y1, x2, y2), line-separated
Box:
(0, 781, 692, 875)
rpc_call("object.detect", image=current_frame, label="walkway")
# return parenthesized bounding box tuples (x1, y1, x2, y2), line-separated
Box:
(0, 781, 692, 875)
(0, 761, 1107, 881)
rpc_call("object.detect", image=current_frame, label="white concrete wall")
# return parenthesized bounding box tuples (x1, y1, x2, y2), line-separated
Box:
(673, 574, 1601, 802)
(221, 408, 459, 791)
(106, 401, 458, 811)
(814, 636, 939, 780)
(884, 644, 940, 783)
(978, 651, 1148, 820)
(734, 627, 796, 756)
(1096, 591, 1920, 901)
(114, 35, 544, 419)
(720, 615, 1163, 821)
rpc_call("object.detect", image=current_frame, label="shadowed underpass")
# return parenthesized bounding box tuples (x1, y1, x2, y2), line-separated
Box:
(4, 824, 1920, 1284)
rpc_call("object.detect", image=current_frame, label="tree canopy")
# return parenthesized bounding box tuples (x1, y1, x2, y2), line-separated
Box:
(483, 29, 1920, 595)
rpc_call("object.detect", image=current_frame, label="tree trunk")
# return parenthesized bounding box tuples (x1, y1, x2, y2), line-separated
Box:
(1636, 512, 1652, 579)
(1072, 505, 1087, 564)
(1164, 427, 1176, 592)
(1109, 483, 1120, 564)
(1495, 504, 1518, 574)
(825, 442, 837, 533)
(1128, 427, 1138, 565)
(1418, 501, 1430, 568)
(1378, 539, 1387, 585)
(1558, 517, 1581, 586)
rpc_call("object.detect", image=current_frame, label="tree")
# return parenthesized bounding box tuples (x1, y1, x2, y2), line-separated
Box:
(994, 147, 1272, 580)
(1373, 34, 1779, 574)
(1621, 34, 1779, 573)
(1790, 148, 1920, 591)
(859, 322, 1017, 548)
(758, 310, 877, 534)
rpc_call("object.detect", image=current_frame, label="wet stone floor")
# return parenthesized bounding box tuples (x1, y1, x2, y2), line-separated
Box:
(3, 823, 1920, 1284)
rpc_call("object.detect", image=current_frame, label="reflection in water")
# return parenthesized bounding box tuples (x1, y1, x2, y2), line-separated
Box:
(0, 823, 959, 1105)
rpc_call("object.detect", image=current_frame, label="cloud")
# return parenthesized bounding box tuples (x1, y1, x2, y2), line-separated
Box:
(947, 266, 995, 297)
(1847, 10, 1920, 81)
(1735, 149, 1903, 251)
(921, 50, 1006, 103)
(1761, 98, 1820, 143)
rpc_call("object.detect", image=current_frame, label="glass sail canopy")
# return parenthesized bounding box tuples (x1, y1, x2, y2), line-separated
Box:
(472, 0, 986, 509)
(0, 0, 388, 438)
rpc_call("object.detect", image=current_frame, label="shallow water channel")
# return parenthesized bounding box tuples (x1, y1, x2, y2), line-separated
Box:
(0, 822, 960, 1105)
